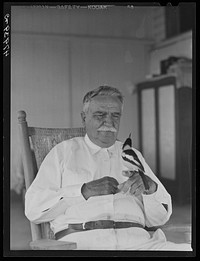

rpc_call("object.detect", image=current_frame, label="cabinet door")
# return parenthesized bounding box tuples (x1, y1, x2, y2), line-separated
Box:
(138, 76, 177, 199)
(158, 84, 176, 181)
(157, 84, 179, 199)
(141, 88, 157, 174)
(138, 76, 192, 204)
(176, 87, 192, 204)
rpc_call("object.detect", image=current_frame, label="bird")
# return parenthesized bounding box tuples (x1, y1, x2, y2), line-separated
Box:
(122, 134, 149, 190)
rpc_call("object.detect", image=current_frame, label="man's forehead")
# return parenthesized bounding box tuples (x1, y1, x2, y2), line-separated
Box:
(89, 95, 122, 111)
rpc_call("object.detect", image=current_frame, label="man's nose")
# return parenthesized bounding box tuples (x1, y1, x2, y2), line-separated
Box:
(104, 115, 113, 125)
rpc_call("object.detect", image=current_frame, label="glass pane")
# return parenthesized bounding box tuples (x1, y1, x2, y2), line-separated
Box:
(158, 85, 176, 180)
(141, 89, 156, 174)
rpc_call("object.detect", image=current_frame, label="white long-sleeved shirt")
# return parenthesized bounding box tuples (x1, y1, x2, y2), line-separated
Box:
(25, 134, 172, 234)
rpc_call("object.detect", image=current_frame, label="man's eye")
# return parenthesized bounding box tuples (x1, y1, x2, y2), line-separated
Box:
(112, 114, 120, 119)
(94, 114, 104, 119)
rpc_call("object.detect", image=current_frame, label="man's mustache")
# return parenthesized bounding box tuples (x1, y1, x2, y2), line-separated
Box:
(97, 126, 117, 132)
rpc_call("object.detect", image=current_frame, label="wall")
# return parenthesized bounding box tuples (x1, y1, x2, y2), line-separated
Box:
(10, 6, 153, 190)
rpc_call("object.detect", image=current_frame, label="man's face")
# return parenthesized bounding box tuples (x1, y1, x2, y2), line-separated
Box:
(81, 95, 122, 148)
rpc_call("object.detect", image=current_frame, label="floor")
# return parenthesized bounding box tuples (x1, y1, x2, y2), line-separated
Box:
(10, 190, 32, 250)
(9, 190, 192, 250)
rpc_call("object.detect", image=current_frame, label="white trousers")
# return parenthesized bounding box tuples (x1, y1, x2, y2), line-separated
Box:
(58, 227, 192, 251)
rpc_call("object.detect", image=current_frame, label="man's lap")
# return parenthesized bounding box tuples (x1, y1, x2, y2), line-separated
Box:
(58, 227, 192, 251)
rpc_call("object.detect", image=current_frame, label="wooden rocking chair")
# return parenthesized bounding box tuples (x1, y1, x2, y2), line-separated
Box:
(18, 110, 85, 250)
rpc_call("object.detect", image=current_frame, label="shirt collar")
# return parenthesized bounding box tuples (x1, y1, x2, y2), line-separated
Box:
(84, 134, 116, 155)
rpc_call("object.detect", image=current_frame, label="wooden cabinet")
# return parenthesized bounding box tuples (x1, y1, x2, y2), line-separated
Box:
(137, 68, 192, 205)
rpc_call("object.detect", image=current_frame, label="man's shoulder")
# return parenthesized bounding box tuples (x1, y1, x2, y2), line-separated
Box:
(49, 136, 84, 152)
(58, 136, 85, 147)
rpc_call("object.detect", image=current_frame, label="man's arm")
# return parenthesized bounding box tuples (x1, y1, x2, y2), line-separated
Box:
(25, 141, 86, 224)
(25, 140, 120, 224)
(119, 148, 172, 227)
(138, 152, 172, 227)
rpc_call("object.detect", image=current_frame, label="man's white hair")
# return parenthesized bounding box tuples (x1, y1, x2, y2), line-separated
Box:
(82, 85, 124, 113)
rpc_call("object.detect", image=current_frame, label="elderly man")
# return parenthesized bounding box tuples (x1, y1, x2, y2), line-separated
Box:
(25, 86, 191, 250)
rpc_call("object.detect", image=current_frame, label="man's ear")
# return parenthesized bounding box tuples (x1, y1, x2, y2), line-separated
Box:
(81, 111, 86, 127)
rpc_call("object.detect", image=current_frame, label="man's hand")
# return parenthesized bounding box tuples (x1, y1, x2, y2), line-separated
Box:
(81, 176, 119, 200)
(118, 171, 157, 197)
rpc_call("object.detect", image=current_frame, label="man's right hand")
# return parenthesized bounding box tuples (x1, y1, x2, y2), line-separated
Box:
(81, 176, 119, 200)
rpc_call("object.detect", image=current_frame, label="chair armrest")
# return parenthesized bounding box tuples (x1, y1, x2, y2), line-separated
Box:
(30, 239, 77, 250)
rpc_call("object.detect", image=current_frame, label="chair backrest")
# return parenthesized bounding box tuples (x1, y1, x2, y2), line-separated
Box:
(17, 110, 86, 241)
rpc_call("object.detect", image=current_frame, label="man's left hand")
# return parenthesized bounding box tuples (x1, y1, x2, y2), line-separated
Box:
(118, 171, 157, 197)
